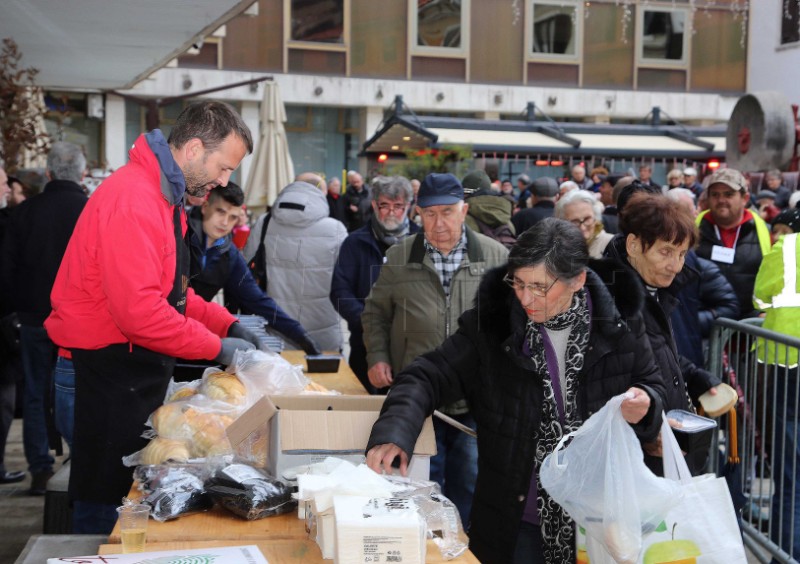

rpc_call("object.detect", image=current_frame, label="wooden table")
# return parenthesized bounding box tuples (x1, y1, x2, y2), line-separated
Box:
(103, 356, 481, 562)
(280, 350, 366, 396)
(98, 539, 481, 563)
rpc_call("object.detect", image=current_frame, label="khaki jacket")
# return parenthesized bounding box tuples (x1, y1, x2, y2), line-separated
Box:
(362, 228, 509, 412)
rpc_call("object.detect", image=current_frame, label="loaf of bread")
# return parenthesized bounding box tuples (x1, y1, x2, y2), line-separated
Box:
(184, 410, 235, 458)
(699, 383, 738, 417)
(168, 386, 198, 402)
(140, 438, 191, 465)
(151, 402, 193, 440)
(204, 371, 247, 405)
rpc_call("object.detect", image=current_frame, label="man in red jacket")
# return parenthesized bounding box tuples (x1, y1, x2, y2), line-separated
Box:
(45, 100, 259, 534)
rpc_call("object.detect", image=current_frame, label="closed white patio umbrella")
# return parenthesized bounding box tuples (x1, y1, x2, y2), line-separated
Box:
(244, 81, 295, 215)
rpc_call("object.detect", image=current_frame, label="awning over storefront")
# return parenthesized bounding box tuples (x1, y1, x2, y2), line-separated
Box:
(363, 99, 726, 161)
(0, 0, 256, 90)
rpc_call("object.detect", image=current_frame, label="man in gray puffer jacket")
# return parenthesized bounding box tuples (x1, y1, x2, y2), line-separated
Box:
(246, 179, 347, 351)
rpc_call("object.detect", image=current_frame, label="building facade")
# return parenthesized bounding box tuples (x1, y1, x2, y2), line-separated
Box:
(42, 1, 752, 189)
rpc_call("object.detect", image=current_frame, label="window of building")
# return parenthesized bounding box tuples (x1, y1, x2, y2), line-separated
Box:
(44, 92, 103, 169)
(410, 0, 469, 55)
(638, 7, 689, 66)
(285, 105, 358, 177)
(782, 0, 800, 45)
(289, 0, 345, 44)
(529, 1, 581, 59)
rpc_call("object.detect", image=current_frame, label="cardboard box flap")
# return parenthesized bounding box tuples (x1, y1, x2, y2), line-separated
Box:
(226, 396, 277, 446)
(279, 409, 436, 456)
(227, 394, 437, 460)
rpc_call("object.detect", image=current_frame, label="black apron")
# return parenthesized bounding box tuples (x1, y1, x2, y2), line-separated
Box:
(70, 205, 189, 505)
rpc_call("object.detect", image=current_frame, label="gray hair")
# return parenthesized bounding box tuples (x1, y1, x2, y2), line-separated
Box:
(508, 217, 588, 280)
(665, 187, 696, 204)
(555, 189, 604, 221)
(371, 175, 413, 202)
(766, 169, 782, 181)
(559, 180, 579, 193)
(47, 142, 86, 183)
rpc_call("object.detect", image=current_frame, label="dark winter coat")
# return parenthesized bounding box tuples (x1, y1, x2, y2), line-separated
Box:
(366, 264, 665, 563)
(342, 185, 372, 231)
(511, 200, 555, 235)
(605, 236, 720, 414)
(696, 213, 768, 319)
(327, 192, 347, 224)
(186, 207, 308, 344)
(2, 179, 87, 326)
(671, 251, 739, 367)
(330, 219, 420, 335)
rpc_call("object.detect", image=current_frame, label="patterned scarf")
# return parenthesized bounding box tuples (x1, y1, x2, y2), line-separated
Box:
(525, 288, 590, 562)
(371, 215, 411, 247)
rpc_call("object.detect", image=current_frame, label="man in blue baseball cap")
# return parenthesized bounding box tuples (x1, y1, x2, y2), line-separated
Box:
(362, 172, 508, 528)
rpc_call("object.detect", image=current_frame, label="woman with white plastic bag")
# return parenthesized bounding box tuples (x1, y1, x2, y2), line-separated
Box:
(365, 219, 667, 563)
(541, 396, 747, 563)
(540, 394, 682, 563)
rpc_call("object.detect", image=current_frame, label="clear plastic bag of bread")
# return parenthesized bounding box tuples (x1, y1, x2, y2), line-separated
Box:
(200, 368, 249, 406)
(126, 397, 240, 465)
(225, 349, 309, 402)
(539, 393, 682, 564)
(163, 378, 202, 403)
(122, 437, 193, 467)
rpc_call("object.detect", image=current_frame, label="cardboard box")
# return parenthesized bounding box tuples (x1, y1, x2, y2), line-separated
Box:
(226, 395, 436, 482)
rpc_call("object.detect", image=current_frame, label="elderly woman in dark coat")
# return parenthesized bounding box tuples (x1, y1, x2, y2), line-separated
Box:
(602, 192, 721, 474)
(366, 218, 666, 564)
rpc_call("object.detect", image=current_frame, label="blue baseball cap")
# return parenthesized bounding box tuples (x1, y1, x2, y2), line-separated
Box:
(417, 173, 464, 207)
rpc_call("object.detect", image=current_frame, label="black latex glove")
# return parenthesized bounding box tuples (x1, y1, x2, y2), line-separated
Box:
(297, 332, 322, 356)
(215, 337, 256, 365)
(227, 322, 263, 349)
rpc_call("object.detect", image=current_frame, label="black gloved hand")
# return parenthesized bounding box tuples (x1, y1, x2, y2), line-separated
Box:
(297, 332, 322, 356)
(227, 322, 264, 349)
(215, 337, 256, 365)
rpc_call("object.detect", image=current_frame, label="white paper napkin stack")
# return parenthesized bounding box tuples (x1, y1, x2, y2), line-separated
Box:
(333, 495, 426, 564)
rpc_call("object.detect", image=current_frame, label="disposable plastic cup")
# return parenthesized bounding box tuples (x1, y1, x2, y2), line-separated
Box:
(116, 503, 150, 553)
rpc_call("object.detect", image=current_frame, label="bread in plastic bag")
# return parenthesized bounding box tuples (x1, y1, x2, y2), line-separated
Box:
(540, 393, 682, 564)
(164, 378, 201, 403)
(136, 438, 191, 466)
(205, 462, 296, 520)
(202, 370, 247, 405)
(225, 349, 309, 402)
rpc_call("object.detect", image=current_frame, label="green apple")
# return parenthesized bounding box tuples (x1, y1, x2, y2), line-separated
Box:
(643, 539, 701, 563)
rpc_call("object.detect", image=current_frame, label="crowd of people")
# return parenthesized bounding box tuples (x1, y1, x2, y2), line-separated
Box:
(0, 100, 799, 562)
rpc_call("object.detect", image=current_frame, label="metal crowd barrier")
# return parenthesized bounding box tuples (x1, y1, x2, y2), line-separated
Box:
(708, 317, 800, 564)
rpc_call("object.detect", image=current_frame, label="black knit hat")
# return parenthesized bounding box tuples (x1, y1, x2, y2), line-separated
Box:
(772, 208, 800, 233)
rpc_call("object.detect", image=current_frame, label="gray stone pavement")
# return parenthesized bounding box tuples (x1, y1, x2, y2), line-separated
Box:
(0, 418, 69, 563)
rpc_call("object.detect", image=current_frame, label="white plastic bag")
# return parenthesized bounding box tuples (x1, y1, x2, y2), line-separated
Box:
(634, 417, 747, 563)
(540, 393, 681, 564)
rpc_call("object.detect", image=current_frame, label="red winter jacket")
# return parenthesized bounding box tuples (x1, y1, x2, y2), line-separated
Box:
(45, 133, 234, 359)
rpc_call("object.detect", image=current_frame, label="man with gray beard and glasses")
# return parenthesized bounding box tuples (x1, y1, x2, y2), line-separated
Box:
(331, 176, 420, 393)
